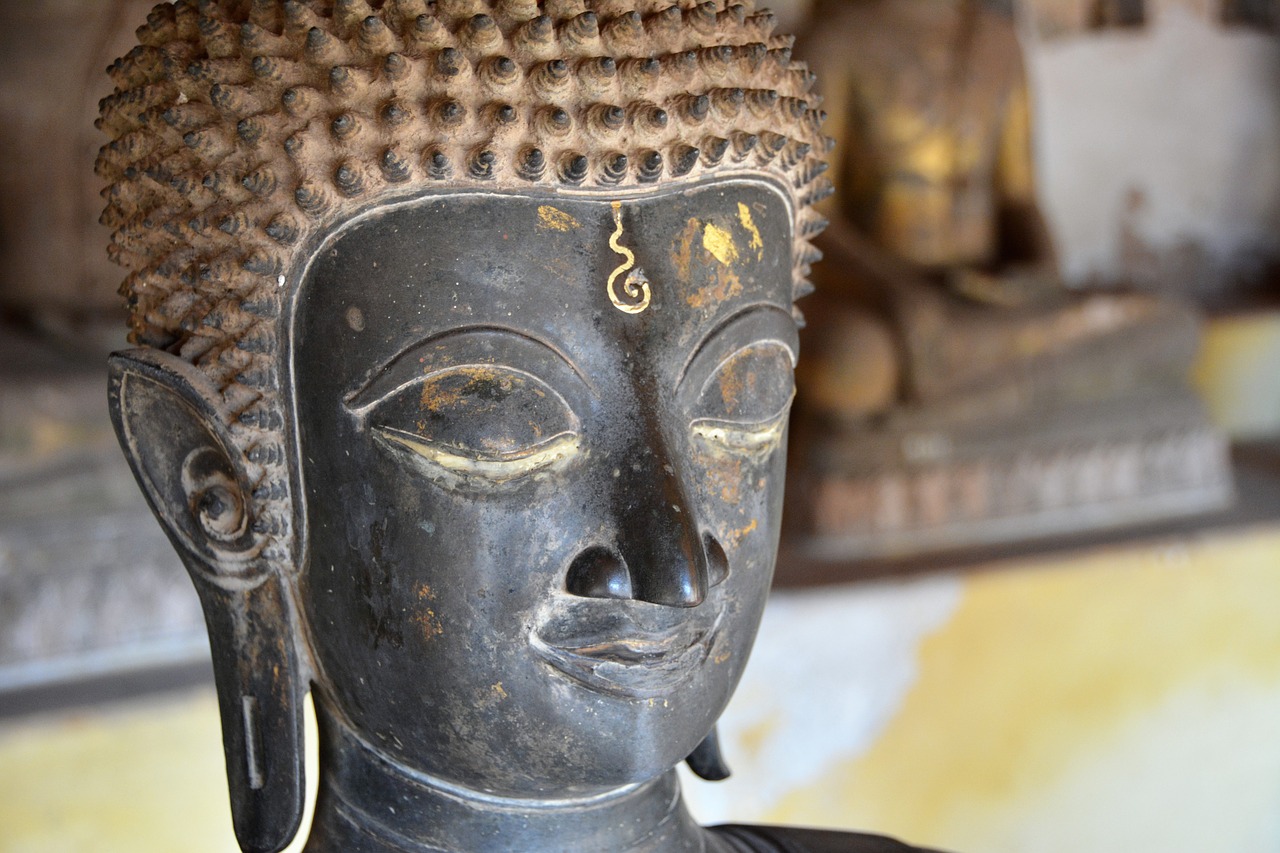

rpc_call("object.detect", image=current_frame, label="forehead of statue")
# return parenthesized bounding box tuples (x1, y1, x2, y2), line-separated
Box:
(290, 180, 794, 392)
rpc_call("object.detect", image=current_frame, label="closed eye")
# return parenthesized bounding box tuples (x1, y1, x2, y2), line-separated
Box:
(690, 341, 795, 459)
(692, 397, 793, 459)
(368, 364, 582, 491)
(377, 427, 580, 486)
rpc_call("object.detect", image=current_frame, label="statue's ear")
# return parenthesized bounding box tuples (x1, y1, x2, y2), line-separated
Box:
(108, 349, 306, 853)
(686, 725, 731, 781)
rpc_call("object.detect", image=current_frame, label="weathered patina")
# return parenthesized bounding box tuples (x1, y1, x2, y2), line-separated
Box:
(97, 1, 936, 851)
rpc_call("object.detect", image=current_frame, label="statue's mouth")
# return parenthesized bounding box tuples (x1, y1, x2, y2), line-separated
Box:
(530, 602, 723, 699)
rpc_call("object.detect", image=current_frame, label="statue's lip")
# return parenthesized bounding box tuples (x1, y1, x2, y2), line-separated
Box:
(530, 603, 723, 699)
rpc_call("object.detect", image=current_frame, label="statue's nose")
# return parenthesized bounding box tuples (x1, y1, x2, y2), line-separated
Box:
(620, 422, 709, 607)
(624, 495, 707, 608)
(565, 423, 716, 608)
(565, 541, 706, 607)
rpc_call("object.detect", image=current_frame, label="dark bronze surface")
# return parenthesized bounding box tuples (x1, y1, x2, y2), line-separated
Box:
(97, 2, 936, 850)
(291, 184, 794, 811)
(109, 177, 939, 852)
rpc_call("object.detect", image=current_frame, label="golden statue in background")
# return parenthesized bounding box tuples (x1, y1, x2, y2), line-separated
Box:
(787, 0, 1231, 557)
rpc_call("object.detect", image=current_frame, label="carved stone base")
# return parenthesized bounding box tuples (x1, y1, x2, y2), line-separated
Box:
(788, 387, 1234, 559)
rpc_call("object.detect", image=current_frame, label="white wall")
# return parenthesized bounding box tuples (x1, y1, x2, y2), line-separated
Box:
(1027, 2, 1280, 296)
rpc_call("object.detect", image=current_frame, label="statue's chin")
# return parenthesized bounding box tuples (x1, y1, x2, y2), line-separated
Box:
(422, 726, 708, 798)
(335, 717, 699, 801)
(314, 672, 722, 799)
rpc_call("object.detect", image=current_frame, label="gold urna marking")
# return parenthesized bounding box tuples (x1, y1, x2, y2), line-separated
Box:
(606, 201, 651, 315)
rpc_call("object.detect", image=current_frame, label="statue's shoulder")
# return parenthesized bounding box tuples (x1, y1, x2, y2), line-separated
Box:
(709, 824, 947, 853)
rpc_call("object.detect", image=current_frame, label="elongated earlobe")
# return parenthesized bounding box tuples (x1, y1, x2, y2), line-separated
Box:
(108, 349, 306, 853)
(686, 726, 732, 781)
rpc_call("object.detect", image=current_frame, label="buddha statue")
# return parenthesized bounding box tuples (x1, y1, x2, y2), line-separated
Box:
(786, 0, 1231, 555)
(97, 1, 940, 851)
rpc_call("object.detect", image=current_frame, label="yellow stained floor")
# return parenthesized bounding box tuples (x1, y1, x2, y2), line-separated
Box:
(765, 527, 1280, 852)
(1193, 309, 1280, 439)
(0, 692, 318, 853)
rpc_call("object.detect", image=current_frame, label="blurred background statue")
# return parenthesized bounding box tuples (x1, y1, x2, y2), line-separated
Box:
(787, 0, 1233, 557)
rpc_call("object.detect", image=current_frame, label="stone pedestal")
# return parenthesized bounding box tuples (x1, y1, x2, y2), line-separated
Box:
(787, 386, 1233, 560)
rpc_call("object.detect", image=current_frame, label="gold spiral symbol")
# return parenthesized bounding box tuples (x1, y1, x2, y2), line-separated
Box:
(606, 201, 651, 315)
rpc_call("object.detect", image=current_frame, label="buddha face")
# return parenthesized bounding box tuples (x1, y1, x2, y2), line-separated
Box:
(291, 178, 797, 798)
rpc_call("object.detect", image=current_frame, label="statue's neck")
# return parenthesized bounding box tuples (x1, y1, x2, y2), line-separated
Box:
(303, 700, 708, 853)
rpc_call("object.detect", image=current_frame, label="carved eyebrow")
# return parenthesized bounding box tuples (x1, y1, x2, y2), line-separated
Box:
(677, 303, 799, 392)
(344, 325, 592, 414)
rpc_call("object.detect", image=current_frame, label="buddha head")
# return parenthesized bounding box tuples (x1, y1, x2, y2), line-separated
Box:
(98, 1, 828, 850)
